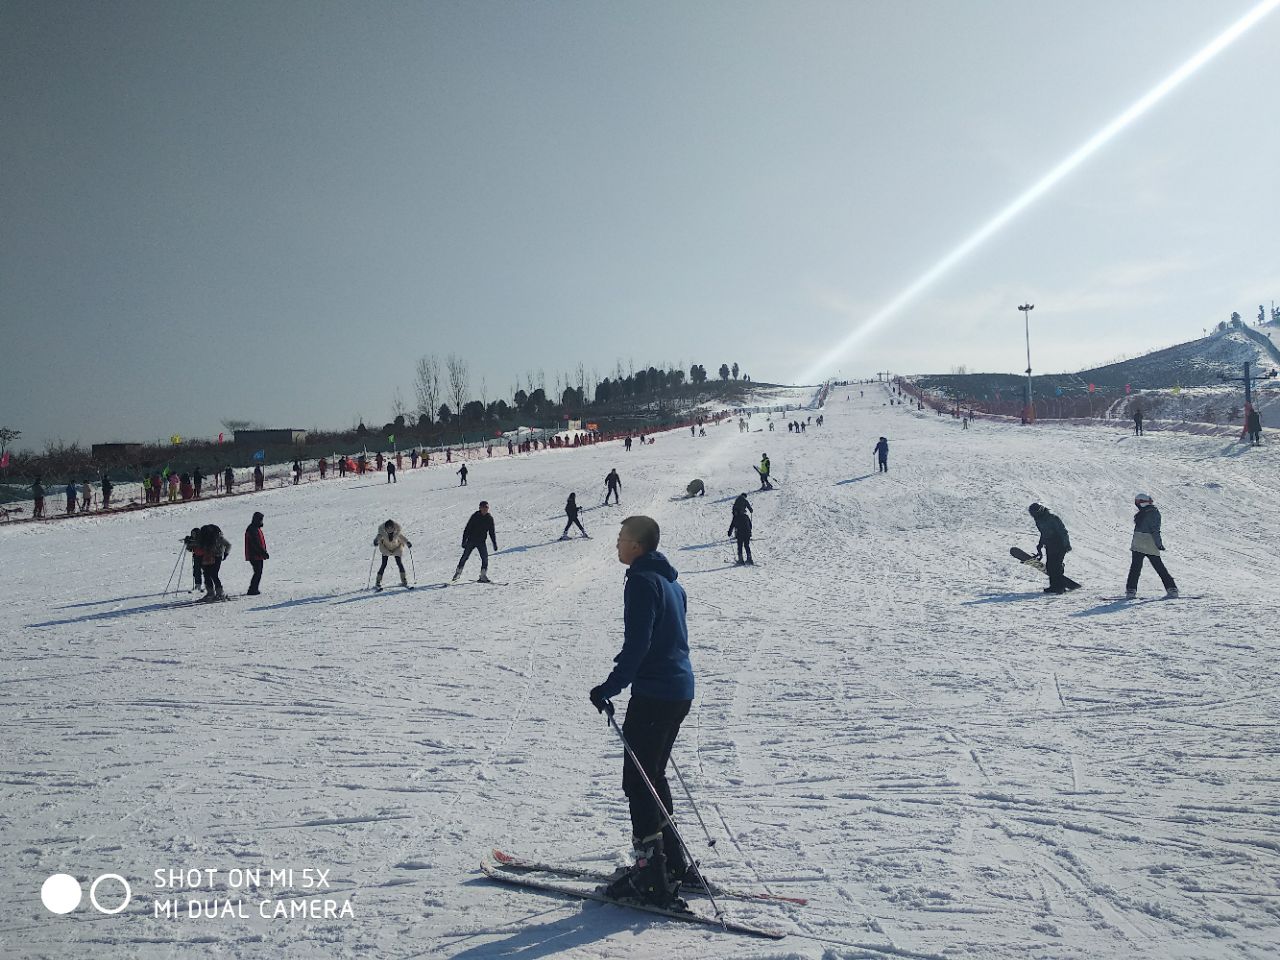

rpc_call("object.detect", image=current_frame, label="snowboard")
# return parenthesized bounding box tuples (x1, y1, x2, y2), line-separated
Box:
(1010, 547, 1081, 591)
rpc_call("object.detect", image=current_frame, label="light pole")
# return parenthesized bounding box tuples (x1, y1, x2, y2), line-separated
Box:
(1018, 303, 1035, 423)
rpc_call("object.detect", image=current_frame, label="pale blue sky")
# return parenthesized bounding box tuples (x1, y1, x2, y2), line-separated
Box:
(2, 1, 1277, 447)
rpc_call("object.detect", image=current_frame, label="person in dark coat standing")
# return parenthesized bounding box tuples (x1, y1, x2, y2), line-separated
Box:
(453, 501, 497, 583)
(1029, 503, 1073, 593)
(224, 466, 234, 493)
(561, 492, 588, 539)
(728, 501, 754, 565)
(874, 437, 889, 472)
(1246, 408, 1262, 446)
(193, 466, 204, 497)
(457, 464, 468, 486)
(100, 472, 113, 510)
(253, 465, 264, 491)
(590, 515, 695, 907)
(198, 524, 231, 601)
(245, 512, 268, 595)
(1126, 493, 1178, 598)
(1133, 408, 1144, 436)
(604, 468, 622, 505)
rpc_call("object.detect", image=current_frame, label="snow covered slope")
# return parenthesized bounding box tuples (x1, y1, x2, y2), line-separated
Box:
(2, 384, 1277, 960)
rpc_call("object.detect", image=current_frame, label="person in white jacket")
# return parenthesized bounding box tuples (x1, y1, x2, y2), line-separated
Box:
(373, 519, 413, 591)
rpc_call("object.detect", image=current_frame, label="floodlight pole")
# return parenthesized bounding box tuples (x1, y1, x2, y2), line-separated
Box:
(1018, 304, 1035, 423)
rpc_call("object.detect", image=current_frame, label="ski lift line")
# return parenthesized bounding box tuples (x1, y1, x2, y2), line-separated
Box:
(797, 0, 1280, 386)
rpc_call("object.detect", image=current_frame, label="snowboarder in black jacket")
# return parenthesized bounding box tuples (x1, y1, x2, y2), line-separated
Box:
(1029, 502, 1073, 593)
(453, 502, 497, 582)
(874, 437, 889, 472)
(604, 469, 621, 505)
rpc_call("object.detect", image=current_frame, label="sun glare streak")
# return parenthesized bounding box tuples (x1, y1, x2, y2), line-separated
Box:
(797, 0, 1280, 385)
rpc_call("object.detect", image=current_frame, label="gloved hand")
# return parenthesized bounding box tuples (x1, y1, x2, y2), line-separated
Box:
(262, 553, 269, 560)
(405, 540, 412, 548)
(1035, 547, 1043, 559)
(589, 686, 612, 716)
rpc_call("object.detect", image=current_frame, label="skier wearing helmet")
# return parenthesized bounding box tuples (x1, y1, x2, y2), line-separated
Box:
(1126, 494, 1178, 598)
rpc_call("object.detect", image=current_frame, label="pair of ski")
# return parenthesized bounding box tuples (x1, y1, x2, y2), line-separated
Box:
(482, 849, 796, 939)
(173, 594, 238, 607)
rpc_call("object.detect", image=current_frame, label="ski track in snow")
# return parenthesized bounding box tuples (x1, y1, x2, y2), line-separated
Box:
(2, 384, 1279, 958)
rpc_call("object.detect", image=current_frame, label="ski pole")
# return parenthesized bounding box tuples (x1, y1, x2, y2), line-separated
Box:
(366, 547, 377, 589)
(408, 545, 417, 584)
(666, 754, 717, 850)
(601, 701, 726, 925)
(163, 546, 185, 595)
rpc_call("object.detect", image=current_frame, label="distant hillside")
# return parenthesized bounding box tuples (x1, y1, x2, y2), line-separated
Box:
(907, 324, 1280, 423)
(913, 326, 1277, 403)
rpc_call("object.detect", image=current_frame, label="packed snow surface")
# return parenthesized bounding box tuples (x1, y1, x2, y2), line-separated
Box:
(2, 385, 1277, 959)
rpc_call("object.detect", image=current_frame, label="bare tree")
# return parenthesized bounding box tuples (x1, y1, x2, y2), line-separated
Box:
(0, 426, 20, 458)
(391, 386, 408, 422)
(414, 354, 441, 424)
(446, 353, 470, 418)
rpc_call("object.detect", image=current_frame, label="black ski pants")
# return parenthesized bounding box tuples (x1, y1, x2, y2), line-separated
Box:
(605, 485, 619, 504)
(248, 558, 264, 594)
(621, 694, 691, 845)
(458, 543, 488, 572)
(563, 516, 586, 536)
(203, 559, 223, 597)
(735, 536, 753, 564)
(1044, 546, 1068, 591)
(877, 456, 888, 473)
(192, 557, 203, 589)
(377, 555, 405, 578)
(1126, 551, 1176, 591)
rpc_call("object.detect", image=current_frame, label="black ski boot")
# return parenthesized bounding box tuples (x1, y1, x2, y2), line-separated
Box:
(603, 833, 684, 909)
(662, 831, 703, 893)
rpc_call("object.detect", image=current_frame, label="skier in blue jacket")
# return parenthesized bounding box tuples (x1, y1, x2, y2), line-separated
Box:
(590, 515, 695, 907)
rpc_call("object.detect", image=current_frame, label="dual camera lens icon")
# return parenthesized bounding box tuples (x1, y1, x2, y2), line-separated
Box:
(41, 874, 131, 915)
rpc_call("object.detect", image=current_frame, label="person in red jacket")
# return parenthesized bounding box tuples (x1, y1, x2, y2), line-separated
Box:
(245, 511, 269, 595)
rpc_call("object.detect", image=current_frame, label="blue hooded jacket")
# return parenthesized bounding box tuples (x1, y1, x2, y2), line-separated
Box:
(597, 551, 695, 702)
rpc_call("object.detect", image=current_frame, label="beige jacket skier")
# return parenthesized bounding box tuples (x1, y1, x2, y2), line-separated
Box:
(374, 520, 412, 557)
